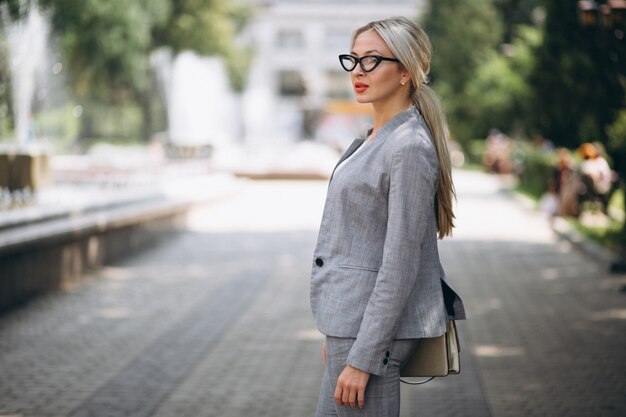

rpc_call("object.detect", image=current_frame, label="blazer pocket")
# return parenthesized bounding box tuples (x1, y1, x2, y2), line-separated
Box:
(339, 264, 380, 273)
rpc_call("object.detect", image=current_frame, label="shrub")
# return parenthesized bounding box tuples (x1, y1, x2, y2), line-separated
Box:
(515, 142, 556, 200)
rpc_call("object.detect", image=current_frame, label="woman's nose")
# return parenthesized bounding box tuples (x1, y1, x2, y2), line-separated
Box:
(352, 65, 365, 76)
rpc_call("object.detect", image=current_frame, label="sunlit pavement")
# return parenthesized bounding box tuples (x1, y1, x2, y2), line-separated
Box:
(0, 170, 625, 417)
(417, 170, 626, 417)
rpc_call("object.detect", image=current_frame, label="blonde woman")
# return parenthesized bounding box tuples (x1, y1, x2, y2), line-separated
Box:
(310, 17, 465, 416)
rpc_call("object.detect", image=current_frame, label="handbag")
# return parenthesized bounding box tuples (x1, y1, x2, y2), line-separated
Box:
(400, 320, 460, 385)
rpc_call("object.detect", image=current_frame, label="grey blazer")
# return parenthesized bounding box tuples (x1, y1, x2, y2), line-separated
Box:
(310, 107, 465, 376)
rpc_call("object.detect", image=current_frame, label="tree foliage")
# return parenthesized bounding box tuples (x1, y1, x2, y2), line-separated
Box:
(465, 25, 541, 138)
(0, 0, 252, 141)
(420, 0, 503, 141)
(607, 109, 626, 172)
(152, 0, 252, 92)
(39, 0, 169, 100)
(36, 0, 250, 101)
(529, 0, 625, 148)
(153, 0, 249, 56)
(492, 0, 539, 42)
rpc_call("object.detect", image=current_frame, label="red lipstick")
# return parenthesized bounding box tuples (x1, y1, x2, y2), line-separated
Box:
(354, 82, 369, 93)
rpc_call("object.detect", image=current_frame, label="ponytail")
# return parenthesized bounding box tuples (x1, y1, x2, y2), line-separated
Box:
(354, 17, 456, 238)
(413, 85, 455, 238)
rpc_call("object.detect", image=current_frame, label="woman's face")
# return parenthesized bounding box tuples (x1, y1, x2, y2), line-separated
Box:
(350, 30, 409, 106)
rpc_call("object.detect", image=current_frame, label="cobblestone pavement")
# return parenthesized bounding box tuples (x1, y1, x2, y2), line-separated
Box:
(428, 171, 626, 417)
(0, 171, 625, 417)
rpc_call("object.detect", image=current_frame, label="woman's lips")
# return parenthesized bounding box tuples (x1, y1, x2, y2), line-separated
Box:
(354, 82, 369, 93)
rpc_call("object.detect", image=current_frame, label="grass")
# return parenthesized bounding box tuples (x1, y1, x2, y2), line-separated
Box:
(610, 188, 624, 212)
(567, 216, 626, 253)
(570, 189, 625, 253)
(515, 183, 626, 253)
(514, 187, 538, 205)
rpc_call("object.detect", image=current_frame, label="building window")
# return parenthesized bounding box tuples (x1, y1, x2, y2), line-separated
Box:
(276, 29, 304, 49)
(278, 70, 306, 96)
(325, 70, 352, 99)
(325, 28, 351, 51)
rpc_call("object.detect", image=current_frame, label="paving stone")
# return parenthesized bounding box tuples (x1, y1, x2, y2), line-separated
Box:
(0, 174, 624, 417)
(436, 171, 626, 417)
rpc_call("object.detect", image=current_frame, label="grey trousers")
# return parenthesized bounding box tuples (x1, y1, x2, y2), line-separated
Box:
(315, 336, 419, 417)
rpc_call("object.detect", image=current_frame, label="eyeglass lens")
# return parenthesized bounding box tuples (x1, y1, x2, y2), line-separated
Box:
(340, 55, 381, 72)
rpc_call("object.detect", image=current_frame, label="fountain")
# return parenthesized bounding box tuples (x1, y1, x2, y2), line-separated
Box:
(2, 0, 48, 146)
(0, 0, 50, 200)
(151, 49, 237, 157)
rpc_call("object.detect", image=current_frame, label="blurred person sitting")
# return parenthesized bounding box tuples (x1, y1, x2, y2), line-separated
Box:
(553, 148, 579, 217)
(482, 128, 513, 174)
(577, 143, 617, 215)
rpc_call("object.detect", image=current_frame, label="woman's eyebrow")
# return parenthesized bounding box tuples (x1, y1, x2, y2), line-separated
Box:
(350, 49, 382, 56)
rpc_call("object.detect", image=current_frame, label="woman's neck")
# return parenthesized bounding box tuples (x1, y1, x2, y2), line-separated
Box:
(369, 97, 413, 139)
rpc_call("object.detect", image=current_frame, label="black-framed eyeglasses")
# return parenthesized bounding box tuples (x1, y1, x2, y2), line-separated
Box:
(339, 54, 400, 72)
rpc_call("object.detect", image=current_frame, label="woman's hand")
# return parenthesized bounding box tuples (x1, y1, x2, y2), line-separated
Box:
(334, 365, 371, 409)
(322, 342, 327, 366)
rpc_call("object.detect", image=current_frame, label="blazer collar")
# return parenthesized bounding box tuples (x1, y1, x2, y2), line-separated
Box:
(372, 106, 420, 143)
(336, 139, 365, 168)
(329, 138, 365, 181)
(328, 106, 421, 182)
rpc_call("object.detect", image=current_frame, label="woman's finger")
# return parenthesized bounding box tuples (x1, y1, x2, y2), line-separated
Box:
(322, 342, 326, 366)
(357, 385, 366, 409)
(334, 365, 370, 408)
(348, 385, 357, 408)
(341, 383, 351, 407)
(333, 383, 343, 406)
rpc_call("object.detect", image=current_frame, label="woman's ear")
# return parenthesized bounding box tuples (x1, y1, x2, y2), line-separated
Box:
(400, 73, 411, 86)
(399, 65, 410, 83)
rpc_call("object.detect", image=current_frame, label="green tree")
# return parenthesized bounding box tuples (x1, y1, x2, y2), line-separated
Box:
(41, 0, 169, 99)
(605, 100, 626, 242)
(529, 0, 625, 147)
(36, 0, 171, 142)
(0, 0, 25, 20)
(1, 0, 252, 143)
(465, 25, 541, 138)
(530, 0, 626, 242)
(492, 0, 540, 43)
(421, 0, 503, 142)
(608, 110, 626, 164)
(152, 0, 252, 92)
(0, 27, 11, 139)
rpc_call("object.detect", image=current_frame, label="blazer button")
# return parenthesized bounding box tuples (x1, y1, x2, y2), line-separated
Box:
(315, 258, 324, 267)
(383, 358, 389, 365)
(385, 351, 390, 358)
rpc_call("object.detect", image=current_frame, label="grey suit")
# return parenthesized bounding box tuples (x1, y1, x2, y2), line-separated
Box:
(310, 107, 465, 378)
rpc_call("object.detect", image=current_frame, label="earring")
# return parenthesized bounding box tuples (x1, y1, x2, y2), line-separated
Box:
(401, 80, 406, 85)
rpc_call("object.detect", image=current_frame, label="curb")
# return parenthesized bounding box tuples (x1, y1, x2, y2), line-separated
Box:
(502, 180, 620, 270)
(550, 217, 619, 267)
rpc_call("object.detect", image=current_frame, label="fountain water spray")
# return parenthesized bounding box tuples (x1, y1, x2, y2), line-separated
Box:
(1, 0, 48, 147)
(151, 48, 236, 154)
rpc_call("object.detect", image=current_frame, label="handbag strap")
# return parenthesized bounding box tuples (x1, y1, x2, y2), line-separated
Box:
(400, 376, 435, 385)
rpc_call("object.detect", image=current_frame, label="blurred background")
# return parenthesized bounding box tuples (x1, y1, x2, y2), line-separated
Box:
(1, 0, 626, 231)
(0, 0, 625, 416)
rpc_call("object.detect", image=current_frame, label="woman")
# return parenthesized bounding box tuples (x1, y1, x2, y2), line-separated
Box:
(310, 17, 465, 416)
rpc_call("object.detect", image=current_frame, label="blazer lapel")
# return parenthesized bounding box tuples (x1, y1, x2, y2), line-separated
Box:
(330, 138, 366, 181)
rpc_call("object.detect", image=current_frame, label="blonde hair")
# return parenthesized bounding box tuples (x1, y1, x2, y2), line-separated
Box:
(352, 16, 456, 238)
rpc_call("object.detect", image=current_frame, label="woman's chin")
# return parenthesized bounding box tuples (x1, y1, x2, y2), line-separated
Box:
(354, 95, 372, 104)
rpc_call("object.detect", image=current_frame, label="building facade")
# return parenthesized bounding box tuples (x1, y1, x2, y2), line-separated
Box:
(241, 0, 425, 145)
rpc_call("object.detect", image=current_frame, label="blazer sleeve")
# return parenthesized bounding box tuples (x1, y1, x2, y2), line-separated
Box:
(346, 139, 438, 376)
